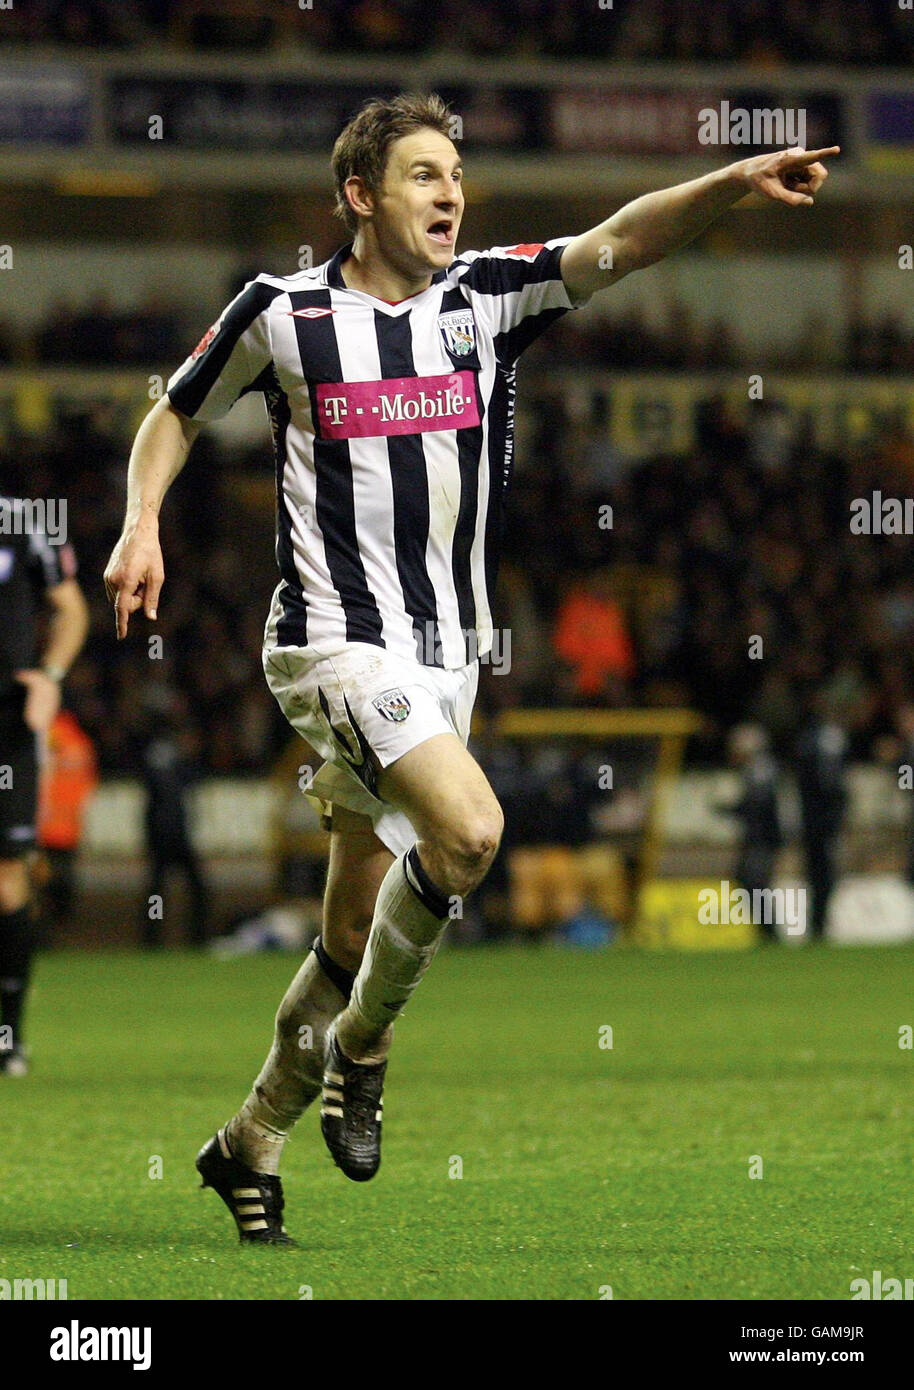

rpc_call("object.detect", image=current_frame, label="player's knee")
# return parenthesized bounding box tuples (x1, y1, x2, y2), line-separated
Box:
(439, 804, 503, 891)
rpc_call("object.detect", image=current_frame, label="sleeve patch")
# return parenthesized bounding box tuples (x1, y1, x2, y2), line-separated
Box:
(191, 324, 219, 360)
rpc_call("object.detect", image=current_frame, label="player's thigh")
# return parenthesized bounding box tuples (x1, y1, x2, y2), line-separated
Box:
(322, 805, 394, 973)
(376, 732, 503, 858)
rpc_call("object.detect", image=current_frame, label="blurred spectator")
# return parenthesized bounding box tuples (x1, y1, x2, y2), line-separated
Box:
(573, 393, 635, 497)
(485, 561, 552, 708)
(553, 572, 636, 703)
(795, 693, 849, 940)
(885, 703, 914, 889)
(717, 723, 783, 943)
(37, 708, 98, 931)
(139, 713, 211, 948)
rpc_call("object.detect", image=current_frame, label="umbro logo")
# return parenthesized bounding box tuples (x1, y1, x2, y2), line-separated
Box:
(287, 307, 336, 318)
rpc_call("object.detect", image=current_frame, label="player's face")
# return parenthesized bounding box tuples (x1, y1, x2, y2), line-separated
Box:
(371, 129, 464, 276)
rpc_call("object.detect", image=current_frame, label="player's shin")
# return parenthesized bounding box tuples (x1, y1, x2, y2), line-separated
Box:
(226, 938, 355, 1173)
(334, 846, 450, 1064)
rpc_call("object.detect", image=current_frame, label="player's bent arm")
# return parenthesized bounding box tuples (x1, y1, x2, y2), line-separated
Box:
(13, 578, 90, 733)
(104, 397, 201, 639)
(560, 145, 839, 302)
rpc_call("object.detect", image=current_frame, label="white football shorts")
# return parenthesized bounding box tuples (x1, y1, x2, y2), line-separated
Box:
(263, 641, 479, 856)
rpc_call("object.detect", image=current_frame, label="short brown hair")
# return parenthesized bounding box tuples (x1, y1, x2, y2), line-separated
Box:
(331, 92, 456, 235)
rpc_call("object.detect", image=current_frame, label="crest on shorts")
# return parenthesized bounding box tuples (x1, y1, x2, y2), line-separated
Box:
(438, 308, 476, 358)
(372, 688, 411, 722)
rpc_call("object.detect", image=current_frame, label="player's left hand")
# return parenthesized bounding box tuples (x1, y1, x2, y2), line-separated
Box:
(736, 145, 840, 206)
(14, 668, 62, 734)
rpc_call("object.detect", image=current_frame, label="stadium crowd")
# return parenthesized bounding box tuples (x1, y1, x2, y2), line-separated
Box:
(11, 0, 913, 66)
(2, 378, 912, 779)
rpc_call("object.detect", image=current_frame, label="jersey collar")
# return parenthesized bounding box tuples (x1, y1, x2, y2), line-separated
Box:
(327, 242, 450, 307)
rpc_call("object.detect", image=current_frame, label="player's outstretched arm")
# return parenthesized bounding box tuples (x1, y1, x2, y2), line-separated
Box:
(560, 145, 840, 302)
(103, 397, 201, 640)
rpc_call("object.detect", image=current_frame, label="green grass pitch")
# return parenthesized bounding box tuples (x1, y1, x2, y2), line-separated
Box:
(1, 942, 911, 1301)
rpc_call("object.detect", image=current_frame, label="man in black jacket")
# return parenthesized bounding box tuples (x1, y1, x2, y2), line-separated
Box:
(720, 724, 784, 942)
(0, 494, 88, 1074)
(796, 696, 848, 941)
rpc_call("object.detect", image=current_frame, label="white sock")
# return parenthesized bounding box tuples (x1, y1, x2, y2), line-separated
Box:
(227, 941, 353, 1174)
(336, 847, 450, 1063)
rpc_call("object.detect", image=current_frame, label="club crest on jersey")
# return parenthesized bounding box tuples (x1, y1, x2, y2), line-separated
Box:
(438, 309, 477, 358)
(372, 688, 411, 722)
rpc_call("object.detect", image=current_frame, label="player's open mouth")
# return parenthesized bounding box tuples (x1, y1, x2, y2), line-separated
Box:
(427, 221, 454, 245)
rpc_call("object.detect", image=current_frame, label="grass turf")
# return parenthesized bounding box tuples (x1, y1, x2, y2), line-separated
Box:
(1, 942, 911, 1301)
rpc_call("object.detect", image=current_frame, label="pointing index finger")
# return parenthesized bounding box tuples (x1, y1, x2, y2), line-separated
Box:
(115, 589, 138, 641)
(788, 145, 841, 165)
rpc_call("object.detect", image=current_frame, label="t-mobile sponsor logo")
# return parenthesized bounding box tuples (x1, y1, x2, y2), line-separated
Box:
(315, 372, 479, 440)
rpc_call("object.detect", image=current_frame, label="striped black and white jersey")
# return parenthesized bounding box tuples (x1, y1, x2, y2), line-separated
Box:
(0, 497, 77, 701)
(167, 238, 582, 670)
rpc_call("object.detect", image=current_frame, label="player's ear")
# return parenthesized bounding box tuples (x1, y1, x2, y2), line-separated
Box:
(345, 176, 374, 223)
